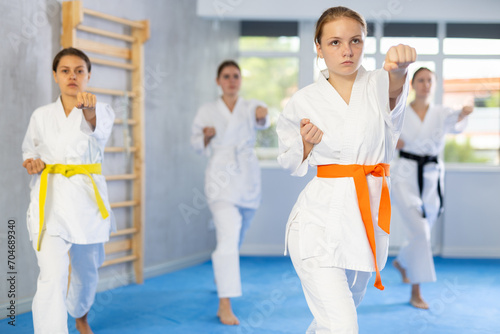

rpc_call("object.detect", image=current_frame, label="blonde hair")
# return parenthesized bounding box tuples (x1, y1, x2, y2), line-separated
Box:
(314, 6, 367, 45)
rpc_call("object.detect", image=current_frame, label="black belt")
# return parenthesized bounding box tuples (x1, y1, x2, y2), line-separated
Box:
(399, 150, 443, 218)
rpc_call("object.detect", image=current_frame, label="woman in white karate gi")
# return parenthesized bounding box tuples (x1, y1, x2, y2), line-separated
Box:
(191, 60, 270, 325)
(392, 67, 473, 309)
(22, 48, 114, 334)
(276, 6, 416, 333)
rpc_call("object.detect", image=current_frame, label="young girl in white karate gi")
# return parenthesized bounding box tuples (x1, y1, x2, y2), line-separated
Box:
(276, 6, 416, 333)
(22, 48, 114, 334)
(392, 67, 473, 309)
(191, 60, 270, 325)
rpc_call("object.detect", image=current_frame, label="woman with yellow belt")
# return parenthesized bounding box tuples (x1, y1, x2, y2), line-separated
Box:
(22, 47, 115, 334)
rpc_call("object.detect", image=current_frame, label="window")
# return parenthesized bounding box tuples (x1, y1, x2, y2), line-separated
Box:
(443, 38, 500, 56)
(381, 23, 439, 55)
(239, 56, 299, 156)
(239, 36, 300, 52)
(380, 37, 439, 55)
(239, 21, 300, 159)
(442, 59, 500, 164)
(443, 24, 500, 164)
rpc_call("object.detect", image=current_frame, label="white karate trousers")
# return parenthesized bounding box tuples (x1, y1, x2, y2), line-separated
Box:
(393, 171, 439, 284)
(31, 234, 104, 334)
(288, 225, 371, 334)
(209, 201, 255, 298)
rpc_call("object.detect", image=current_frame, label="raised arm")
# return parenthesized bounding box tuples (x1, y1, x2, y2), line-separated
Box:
(77, 91, 97, 128)
(444, 105, 473, 134)
(457, 105, 474, 123)
(254, 103, 271, 129)
(383, 44, 417, 110)
(255, 106, 268, 123)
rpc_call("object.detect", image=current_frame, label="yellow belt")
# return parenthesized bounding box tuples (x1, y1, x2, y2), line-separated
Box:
(37, 163, 109, 251)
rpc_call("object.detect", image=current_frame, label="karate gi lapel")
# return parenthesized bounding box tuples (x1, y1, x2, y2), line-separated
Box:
(313, 70, 349, 159)
(219, 97, 244, 146)
(50, 97, 74, 160)
(55, 97, 87, 162)
(318, 67, 367, 164)
(406, 105, 428, 144)
(340, 67, 366, 163)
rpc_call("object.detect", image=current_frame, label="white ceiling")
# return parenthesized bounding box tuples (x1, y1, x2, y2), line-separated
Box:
(197, 0, 500, 23)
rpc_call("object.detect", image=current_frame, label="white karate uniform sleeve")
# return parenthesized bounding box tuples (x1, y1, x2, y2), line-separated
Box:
(443, 107, 468, 134)
(276, 95, 310, 177)
(80, 104, 115, 144)
(371, 69, 409, 142)
(22, 114, 41, 162)
(191, 105, 211, 156)
(22, 114, 43, 192)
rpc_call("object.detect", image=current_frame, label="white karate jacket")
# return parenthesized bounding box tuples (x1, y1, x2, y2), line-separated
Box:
(277, 68, 409, 272)
(22, 97, 115, 244)
(191, 97, 270, 209)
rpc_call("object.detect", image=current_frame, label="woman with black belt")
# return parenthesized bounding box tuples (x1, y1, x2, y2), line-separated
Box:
(392, 67, 473, 309)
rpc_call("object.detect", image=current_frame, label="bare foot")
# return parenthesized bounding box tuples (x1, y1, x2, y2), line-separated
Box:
(393, 260, 410, 283)
(410, 295, 429, 309)
(75, 313, 94, 334)
(217, 298, 240, 325)
(410, 284, 429, 309)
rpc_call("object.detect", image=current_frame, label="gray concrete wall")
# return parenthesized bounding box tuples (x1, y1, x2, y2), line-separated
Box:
(0, 0, 238, 318)
(0, 0, 62, 319)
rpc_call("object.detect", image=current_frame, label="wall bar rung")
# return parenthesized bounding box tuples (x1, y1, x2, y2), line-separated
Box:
(105, 174, 137, 181)
(110, 228, 138, 237)
(76, 38, 131, 59)
(105, 146, 138, 153)
(90, 57, 135, 70)
(110, 200, 139, 209)
(114, 118, 138, 125)
(104, 239, 132, 254)
(87, 87, 135, 97)
(101, 255, 137, 267)
(83, 8, 145, 29)
(77, 24, 135, 42)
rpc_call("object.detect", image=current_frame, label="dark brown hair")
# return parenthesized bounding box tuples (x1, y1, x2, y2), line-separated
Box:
(217, 60, 240, 78)
(314, 6, 367, 45)
(52, 47, 91, 72)
(411, 67, 434, 84)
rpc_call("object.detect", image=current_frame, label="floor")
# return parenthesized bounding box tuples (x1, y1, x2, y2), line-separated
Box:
(2, 256, 500, 333)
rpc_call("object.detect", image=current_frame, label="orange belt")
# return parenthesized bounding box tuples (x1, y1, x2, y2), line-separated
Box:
(317, 163, 391, 290)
